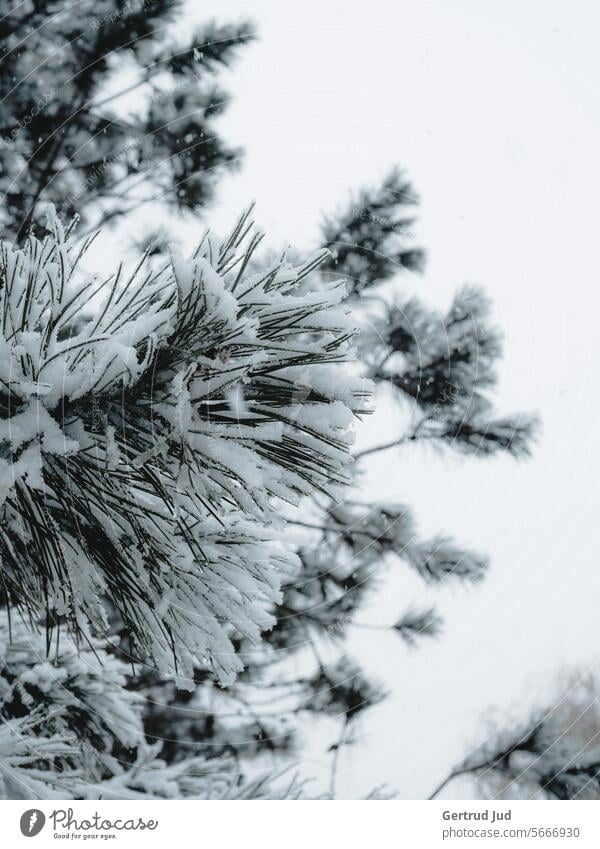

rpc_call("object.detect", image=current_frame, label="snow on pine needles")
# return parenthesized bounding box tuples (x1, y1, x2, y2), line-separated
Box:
(0, 206, 371, 686)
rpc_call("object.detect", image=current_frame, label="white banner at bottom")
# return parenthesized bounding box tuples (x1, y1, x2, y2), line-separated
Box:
(0, 799, 598, 848)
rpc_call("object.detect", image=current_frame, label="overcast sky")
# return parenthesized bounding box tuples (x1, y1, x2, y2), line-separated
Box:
(126, 0, 600, 797)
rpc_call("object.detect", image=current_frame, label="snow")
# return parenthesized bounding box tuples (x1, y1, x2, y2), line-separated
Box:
(0, 207, 370, 690)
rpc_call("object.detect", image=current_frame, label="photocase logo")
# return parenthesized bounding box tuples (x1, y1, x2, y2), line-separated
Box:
(19, 809, 46, 837)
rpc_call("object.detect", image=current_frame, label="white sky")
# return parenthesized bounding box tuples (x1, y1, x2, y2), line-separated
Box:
(102, 0, 600, 797)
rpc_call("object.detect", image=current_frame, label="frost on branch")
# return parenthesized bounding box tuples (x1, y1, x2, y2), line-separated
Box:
(0, 206, 371, 685)
(0, 612, 301, 799)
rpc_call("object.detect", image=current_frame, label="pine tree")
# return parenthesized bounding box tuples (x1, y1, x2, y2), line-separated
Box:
(1, 199, 369, 672)
(0, 202, 369, 796)
(429, 673, 600, 800)
(0, 1, 252, 240)
(0, 3, 542, 800)
(0, 608, 304, 799)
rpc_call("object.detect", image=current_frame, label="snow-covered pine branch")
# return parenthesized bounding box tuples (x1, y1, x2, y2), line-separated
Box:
(0, 611, 303, 799)
(0, 206, 371, 685)
(0, 2, 253, 238)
